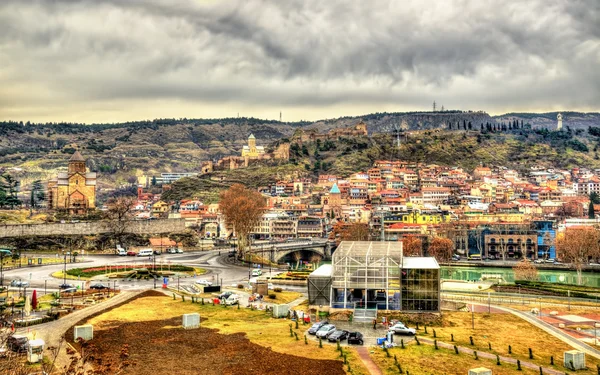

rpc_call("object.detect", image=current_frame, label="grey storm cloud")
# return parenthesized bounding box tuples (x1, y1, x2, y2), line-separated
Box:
(0, 0, 598, 122)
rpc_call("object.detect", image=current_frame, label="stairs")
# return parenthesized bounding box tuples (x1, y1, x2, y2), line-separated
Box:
(353, 309, 378, 323)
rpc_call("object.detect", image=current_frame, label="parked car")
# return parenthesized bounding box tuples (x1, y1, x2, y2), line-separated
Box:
(126, 251, 137, 256)
(347, 332, 364, 345)
(90, 283, 109, 290)
(153, 250, 161, 255)
(307, 321, 329, 335)
(315, 324, 337, 338)
(327, 330, 350, 342)
(58, 283, 74, 290)
(218, 291, 235, 300)
(451, 254, 460, 261)
(251, 269, 262, 277)
(224, 294, 240, 305)
(534, 259, 544, 264)
(389, 322, 416, 335)
(544, 258, 555, 263)
(62, 287, 78, 294)
(195, 279, 213, 286)
(7, 335, 28, 353)
(10, 280, 29, 287)
(176, 248, 184, 254)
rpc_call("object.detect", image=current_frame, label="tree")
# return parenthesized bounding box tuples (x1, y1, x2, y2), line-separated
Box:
(403, 235, 423, 256)
(341, 223, 370, 241)
(589, 200, 595, 219)
(30, 180, 45, 212)
(103, 196, 136, 248)
(513, 260, 538, 281)
(151, 176, 157, 186)
(556, 227, 600, 285)
(428, 237, 454, 262)
(0, 173, 21, 209)
(219, 184, 266, 259)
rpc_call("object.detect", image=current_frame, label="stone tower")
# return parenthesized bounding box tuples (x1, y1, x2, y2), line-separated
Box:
(557, 113, 563, 131)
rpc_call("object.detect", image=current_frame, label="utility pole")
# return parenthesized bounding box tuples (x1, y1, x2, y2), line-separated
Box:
(433, 101, 436, 112)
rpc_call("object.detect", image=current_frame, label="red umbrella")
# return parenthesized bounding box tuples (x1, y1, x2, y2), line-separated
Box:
(31, 289, 38, 310)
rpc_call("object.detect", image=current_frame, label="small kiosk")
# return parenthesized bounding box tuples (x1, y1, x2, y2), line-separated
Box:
(27, 339, 45, 363)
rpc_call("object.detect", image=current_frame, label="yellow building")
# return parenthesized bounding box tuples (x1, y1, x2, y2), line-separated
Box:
(241, 134, 265, 158)
(47, 151, 97, 213)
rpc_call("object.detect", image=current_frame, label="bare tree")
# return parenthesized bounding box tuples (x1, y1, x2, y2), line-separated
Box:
(403, 235, 423, 256)
(513, 260, 538, 281)
(556, 227, 600, 285)
(104, 196, 136, 249)
(219, 184, 266, 259)
(428, 237, 454, 262)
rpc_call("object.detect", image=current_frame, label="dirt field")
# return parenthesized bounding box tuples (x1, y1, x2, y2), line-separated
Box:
(66, 291, 347, 375)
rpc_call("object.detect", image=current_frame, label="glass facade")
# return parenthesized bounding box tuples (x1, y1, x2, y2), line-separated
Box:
(329, 241, 440, 312)
(401, 268, 440, 311)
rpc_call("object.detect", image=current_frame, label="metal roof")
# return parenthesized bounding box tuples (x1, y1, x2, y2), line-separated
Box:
(310, 264, 333, 277)
(402, 257, 440, 269)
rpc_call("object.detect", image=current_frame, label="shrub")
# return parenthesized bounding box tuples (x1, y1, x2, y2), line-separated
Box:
(529, 348, 533, 359)
(517, 359, 522, 371)
(474, 351, 478, 360)
(469, 336, 474, 345)
(237, 284, 244, 289)
(508, 345, 512, 354)
(496, 355, 501, 366)
(268, 293, 276, 299)
(274, 287, 283, 293)
(454, 345, 459, 355)
(434, 340, 438, 350)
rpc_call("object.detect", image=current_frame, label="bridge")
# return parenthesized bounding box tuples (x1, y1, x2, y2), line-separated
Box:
(0, 219, 187, 238)
(247, 239, 331, 262)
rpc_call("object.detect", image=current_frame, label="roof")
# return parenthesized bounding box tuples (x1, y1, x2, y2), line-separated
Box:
(248, 134, 255, 139)
(402, 257, 440, 269)
(330, 183, 341, 194)
(310, 264, 333, 277)
(332, 241, 403, 263)
(69, 150, 85, 162)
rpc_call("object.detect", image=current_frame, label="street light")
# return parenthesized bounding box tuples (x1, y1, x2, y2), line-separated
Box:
(63, 251, 67, 285)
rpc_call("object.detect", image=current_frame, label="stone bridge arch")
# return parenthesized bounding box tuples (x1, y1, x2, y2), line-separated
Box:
(273, 247, 326, 263)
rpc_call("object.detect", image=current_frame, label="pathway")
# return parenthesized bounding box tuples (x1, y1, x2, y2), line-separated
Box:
(355, 346, 383, 375)
(16, 290, 145, 347)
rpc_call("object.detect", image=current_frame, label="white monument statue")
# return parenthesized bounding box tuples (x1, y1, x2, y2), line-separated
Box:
(557, 113, 563, 131)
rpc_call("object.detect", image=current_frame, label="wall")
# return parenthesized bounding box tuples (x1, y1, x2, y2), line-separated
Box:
(0, 219, 186, 238)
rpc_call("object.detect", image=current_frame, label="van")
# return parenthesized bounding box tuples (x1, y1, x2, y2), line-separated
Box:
(251, 269, 262, 277)
(117, 248, 127, 256)
(138, 249, 154, 257)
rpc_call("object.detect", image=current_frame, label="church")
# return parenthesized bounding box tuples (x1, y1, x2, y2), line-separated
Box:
(241, 134, 265, 158)
(47, 151, 97, 214)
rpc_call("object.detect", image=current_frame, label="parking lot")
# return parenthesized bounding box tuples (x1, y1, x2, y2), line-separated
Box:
(305, 321, 417, 347)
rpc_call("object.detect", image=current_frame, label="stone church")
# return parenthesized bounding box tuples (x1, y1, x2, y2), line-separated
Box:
(47, 151, 97, 213)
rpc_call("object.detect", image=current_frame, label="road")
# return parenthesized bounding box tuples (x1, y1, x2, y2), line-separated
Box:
(2, 249, 299, 295)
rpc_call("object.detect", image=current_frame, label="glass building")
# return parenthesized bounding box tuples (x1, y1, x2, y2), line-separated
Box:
(309, 241, 440, 312)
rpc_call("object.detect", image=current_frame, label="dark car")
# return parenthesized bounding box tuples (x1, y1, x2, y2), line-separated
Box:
(307, 321, 329, 335)
(58, 283, 74, 289)
(153, 250, 161, 255)
(327, 329, 349, 342)
(7, 335, 28, 352)
(89, 283, 108, 290)
(347, 332, 364, 345)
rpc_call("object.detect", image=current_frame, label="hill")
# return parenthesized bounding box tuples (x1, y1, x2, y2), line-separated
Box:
(1, 111, 599, 201)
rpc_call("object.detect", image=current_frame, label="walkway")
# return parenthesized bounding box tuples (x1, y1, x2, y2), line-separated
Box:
(16, 290, 145, 347)
(355, 346, 383, 375)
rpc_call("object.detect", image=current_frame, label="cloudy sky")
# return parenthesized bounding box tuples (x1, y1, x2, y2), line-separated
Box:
(0, 0, 598, 123)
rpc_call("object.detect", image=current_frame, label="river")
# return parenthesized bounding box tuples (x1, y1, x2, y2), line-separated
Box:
(441, 266, 600, 287)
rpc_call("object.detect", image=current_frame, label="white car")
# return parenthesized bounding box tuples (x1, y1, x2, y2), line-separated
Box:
(224, 294, 240, 305)
(315, 324, 337, 338)
(389, 322, 416, 335)
(195, 279, 213, 286)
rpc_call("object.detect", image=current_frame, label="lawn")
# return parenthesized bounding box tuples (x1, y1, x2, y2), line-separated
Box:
(401, 311, 600, 374)
(372, 343, 544, 375)
(83, 292, 368, 375)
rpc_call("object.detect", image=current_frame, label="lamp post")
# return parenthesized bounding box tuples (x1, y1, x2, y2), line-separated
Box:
(63, 251, 67, 285)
